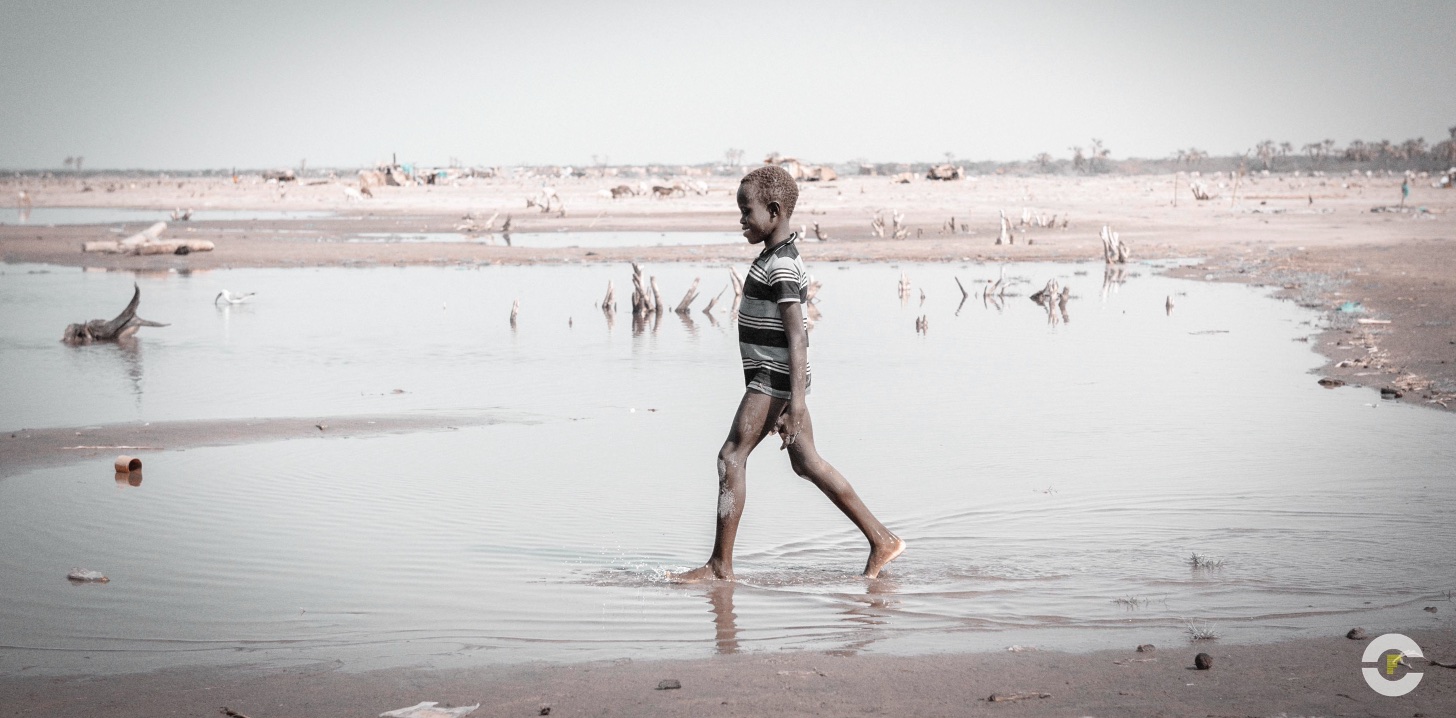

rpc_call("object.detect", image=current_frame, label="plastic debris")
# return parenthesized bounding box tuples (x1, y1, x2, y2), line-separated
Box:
(379, 702, 480, 718)
(67, 568, 109, 583)
(1337, 301, 1364, 313)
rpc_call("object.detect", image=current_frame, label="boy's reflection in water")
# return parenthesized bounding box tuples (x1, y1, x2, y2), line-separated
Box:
(700, 577, 900, 656)
(705, 582, 739, 655)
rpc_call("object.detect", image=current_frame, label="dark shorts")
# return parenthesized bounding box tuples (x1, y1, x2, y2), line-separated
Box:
(744, 366, 810, 401)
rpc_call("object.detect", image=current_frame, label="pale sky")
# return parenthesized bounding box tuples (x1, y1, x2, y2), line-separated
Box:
(2, 0, 1453, 169)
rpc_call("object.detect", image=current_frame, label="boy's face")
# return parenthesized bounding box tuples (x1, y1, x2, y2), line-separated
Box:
(736, 183, 777, 245)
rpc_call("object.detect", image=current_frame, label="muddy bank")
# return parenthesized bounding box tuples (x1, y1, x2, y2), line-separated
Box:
(1168, 237, 1456, 411)
(0, 412, 528, 480)
(4, 626, 1453, 717)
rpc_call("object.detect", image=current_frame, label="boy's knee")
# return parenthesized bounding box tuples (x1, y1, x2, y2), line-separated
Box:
(789, 450, 824, 480)
(717, 447, 744, 477)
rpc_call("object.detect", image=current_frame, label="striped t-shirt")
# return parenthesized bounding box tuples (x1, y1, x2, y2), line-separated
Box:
(738, 233, 810, 395)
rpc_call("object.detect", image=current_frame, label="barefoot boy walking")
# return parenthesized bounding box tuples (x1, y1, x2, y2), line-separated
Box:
(673, 166, 904, 581)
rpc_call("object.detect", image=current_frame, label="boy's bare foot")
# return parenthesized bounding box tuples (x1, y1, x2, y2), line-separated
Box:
(668, 561, 733, 582)
(863, 536, 905, 578)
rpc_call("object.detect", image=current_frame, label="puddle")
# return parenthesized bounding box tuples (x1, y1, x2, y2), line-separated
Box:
(1, 261, 1453, 675)
(2, 207, 335, 226)
(341, 230, 744, 247)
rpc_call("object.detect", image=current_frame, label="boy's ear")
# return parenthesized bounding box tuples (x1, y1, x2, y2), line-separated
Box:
(767, 200, 781, 219)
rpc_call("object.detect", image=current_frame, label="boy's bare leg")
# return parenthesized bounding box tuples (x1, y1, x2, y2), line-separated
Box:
(781, 407, 905, 578)
(670, 391, 785, 582)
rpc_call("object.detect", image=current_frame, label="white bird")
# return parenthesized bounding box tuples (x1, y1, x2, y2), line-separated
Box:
(214, 289, 255, 305)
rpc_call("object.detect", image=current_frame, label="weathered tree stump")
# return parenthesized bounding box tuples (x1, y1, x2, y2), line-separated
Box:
(62, 284, 167, 344)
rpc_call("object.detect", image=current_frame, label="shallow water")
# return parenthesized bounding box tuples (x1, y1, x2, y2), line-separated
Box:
(342, 230, 744, 247)
(1, 259, 1453, 675)
(2, 207, 334, 226)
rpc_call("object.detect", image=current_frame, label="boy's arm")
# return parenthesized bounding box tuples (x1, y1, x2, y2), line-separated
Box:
(777, 299, 809, 444)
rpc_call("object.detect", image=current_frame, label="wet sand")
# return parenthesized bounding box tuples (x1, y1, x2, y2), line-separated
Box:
(4, 172, 1453, 411)
(0, 412, 524, 479)
(4, 626, 1453, 716)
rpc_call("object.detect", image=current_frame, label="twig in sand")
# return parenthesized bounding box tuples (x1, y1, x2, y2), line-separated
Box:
(220, 708, 253, 718)
(63, 445, 163, 450)
(987, 692, 1050, 703)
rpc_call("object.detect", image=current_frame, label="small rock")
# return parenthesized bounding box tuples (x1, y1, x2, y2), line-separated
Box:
(1317, 378, 1345, 388)
(657, 679, 681, 690)
(539, 707, 551, 716)
(1424, 606, 1438, 613)
(1381, 388, 1403, 399)
(67, 568, 109, 583)
(1348, 628, 1368, 640)
(1136, 644, 1156, 653)
(1195, 653, 1213, 670)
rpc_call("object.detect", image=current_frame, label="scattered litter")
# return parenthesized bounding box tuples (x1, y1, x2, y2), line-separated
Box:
(379, 702, 480, 718)
(1188, 329, 1229, 335)
(656, 679, 681, 690)
(219, 709, 251, 718)
(1356, 318, 1391, 325)
(1136, 644, 1156, 653)
(114, 455, 142, 472)
(67, 568, 109, 583)
(1113, 657, 1157, 665)
(1347, 627, 1368, 640)
(1195, 652, 1214, 670)
(1337, 301, 1364, 313)
(1005, 645, 1038, 652)
(538, 707, 551, 716)
(1381, 388, 1403, 399)
(776, 669, 826, 677)
(1425, 606, 1438, 613)
(987, 692, 1050, 702)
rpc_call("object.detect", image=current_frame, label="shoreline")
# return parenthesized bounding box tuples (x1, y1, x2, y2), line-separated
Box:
(4, 626, 1452, 716)
(0, 412, 527, 480)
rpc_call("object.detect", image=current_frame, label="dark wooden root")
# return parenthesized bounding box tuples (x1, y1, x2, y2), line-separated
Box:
(62, 283, 168, 344)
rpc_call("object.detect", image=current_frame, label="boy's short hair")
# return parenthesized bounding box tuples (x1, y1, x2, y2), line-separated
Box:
(740, 165, 798, 218)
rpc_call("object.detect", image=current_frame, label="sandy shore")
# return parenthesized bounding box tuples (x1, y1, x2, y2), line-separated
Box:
(3, 627, 1453, 716)
(4, 172, 1453, 413)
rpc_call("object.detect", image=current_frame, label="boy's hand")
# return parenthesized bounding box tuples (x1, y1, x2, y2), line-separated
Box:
(776, 401, 808, 450)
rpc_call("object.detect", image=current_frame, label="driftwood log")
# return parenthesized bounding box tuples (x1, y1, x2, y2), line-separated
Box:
(674, 277, 700, 314)
(703, 285, 728, 314)
(62, 283, 167, 344)
(82, 221, 215, 255)
(1099, 225, 1130, 263)
(601, 280, 617, 312)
